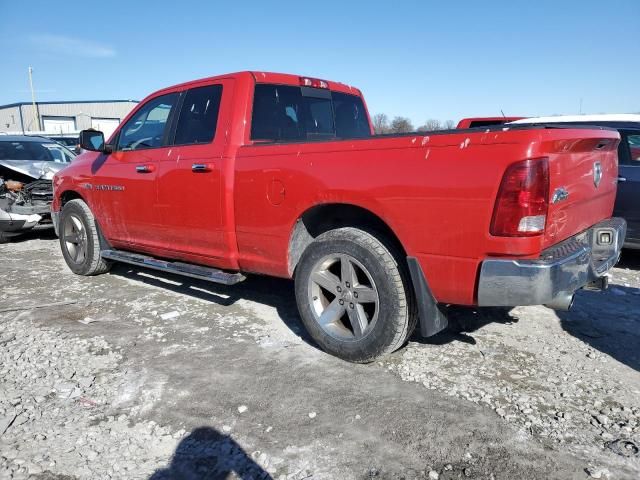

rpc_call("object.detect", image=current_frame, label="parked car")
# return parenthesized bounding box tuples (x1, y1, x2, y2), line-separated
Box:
(509, 114, 640, 249)
(44, 135, 81, 154)
(52, 72, 625, 362)
(456, 117, 523, 129)
(0, 135, 75, 242)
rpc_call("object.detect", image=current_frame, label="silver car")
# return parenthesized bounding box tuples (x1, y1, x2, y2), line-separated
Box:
(0, 135, 75, 242)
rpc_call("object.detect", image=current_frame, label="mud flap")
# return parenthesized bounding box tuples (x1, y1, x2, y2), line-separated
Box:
(407, 257, 448, 337)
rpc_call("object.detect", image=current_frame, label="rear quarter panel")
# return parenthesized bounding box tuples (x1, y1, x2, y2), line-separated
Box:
(234, 126, 619, 305)
(235, 130, 538, 305)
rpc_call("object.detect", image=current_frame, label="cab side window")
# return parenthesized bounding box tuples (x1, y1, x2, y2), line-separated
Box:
(173, 85, 223, 145)
(251, 84, 371, 142)
(117, 93, 178, 151)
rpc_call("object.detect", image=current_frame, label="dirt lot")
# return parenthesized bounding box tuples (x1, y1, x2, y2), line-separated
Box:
(1, 233, 639, 480)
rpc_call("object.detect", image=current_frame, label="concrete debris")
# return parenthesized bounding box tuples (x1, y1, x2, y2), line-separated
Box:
(78, 317, 98, 325)
(159, 311, 180, 321)
(586, 466, 611, 478)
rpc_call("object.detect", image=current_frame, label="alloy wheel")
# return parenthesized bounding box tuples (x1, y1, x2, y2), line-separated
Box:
(63, 214, 87, 264)
(308, 254, 379, 340)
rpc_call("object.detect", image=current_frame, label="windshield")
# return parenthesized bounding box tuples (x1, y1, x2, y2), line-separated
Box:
(0, 140, 75, 163)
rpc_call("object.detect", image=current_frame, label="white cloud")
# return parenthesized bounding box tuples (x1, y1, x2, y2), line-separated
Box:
(29, 34, 116, 58)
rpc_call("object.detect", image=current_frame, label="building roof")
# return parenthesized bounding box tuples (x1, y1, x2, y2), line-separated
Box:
(0, 99, 138, 110)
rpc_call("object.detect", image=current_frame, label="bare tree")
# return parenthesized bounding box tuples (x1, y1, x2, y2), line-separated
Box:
(372, 113, 390, 134)
(444, 120, 456, 129)
(416, 119, 442, 132)
(390, 116, 414, 133)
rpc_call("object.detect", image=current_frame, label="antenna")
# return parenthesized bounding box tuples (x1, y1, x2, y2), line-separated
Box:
(500, 109, 506, 119)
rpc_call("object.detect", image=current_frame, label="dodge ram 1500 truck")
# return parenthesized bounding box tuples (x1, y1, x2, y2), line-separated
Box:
(52, 71, 626, 362)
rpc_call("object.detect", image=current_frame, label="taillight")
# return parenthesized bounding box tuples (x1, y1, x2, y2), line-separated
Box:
(491, 157, 549, 237)
(299, 76, 329, 89)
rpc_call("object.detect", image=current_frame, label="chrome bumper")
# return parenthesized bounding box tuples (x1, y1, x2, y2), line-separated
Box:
(477, 218, 626, 307)
(52, 211, 60, 237)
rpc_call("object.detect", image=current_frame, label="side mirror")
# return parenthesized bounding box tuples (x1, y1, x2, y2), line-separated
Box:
(79, 130, 111, 153)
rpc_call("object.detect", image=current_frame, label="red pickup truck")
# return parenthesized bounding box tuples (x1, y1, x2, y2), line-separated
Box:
(52, 71, 626, 362)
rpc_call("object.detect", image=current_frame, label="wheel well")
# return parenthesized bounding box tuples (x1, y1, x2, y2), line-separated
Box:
(288, 203, 407, 275)
(60, 190, 84, 206)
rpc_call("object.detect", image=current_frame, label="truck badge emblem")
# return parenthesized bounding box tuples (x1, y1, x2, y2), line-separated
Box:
(593, 161, 602, 188)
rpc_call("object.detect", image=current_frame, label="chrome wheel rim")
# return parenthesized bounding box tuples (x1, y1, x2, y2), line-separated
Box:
(63, 214, 87, 264)
(308, 254, 379, 340)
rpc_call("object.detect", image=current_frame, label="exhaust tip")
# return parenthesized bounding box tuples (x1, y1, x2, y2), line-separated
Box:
(545, 293, 575, 311)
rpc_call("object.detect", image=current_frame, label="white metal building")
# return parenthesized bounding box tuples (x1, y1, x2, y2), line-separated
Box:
(0, 100, 138, 139)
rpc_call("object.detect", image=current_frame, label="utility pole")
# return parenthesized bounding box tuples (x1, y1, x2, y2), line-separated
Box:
(28, 66, 40, 132)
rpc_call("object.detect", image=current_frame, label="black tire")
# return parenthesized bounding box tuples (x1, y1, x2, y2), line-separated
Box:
(294, 227, 417, 363)
(59, 199, 111, 276)
(0, 230, 22, 243)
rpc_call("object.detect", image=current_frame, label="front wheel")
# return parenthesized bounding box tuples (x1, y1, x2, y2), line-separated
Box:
(294, 227, 416, 363)
(59, 199, 111, 276)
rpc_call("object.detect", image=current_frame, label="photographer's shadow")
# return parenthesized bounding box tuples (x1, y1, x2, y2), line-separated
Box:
(150, 426, 272, 480)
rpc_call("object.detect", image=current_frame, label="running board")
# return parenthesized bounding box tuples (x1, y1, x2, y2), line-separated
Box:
(101, 249, 246, 285)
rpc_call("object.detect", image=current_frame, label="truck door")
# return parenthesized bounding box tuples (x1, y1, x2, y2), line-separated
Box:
(91, 92, 179, 247)
(155, 79, 234, 263)
(615, 131, 640, 245)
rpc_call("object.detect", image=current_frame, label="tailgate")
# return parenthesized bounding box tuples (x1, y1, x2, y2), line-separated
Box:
(542, 128, 620, 248)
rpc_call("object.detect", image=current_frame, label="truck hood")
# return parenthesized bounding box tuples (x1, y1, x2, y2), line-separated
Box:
(0, 160, 66, 180)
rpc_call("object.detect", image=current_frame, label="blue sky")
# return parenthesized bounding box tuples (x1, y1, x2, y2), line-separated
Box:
(1, 0, 638, 126)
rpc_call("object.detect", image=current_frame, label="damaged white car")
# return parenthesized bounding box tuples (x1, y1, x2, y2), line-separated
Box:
(0, 135, 75, 242)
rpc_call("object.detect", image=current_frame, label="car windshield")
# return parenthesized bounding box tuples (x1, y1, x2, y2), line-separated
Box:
(0, 140, 75, 163)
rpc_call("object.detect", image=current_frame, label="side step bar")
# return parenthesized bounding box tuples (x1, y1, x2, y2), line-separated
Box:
(101, 249, 246, 285)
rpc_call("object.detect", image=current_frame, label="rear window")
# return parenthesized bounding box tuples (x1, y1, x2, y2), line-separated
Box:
(332, 92, 371, 138)
(251, 84, 370, 142)
(468, 120, 508, 128)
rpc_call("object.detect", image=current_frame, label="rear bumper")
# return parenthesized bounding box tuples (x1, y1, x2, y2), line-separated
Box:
(477, 218, 626, 307)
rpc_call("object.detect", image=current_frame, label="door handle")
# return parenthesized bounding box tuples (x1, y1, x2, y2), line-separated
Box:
(136, 164, 155, 173)
(192, 163, 213, 173)
(618, 176, 627, 182)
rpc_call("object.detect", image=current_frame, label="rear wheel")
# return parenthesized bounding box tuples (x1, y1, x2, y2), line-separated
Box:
(295, 227, 416, 363)
(59, 199, 111, 276)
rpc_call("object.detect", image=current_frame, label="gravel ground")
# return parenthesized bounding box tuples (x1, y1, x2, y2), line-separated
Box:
(389, 261, 640, 478)
(0, 233, 639, 479)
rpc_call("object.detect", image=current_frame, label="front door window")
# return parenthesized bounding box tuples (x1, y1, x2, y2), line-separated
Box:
(116, 93, 178, 151)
